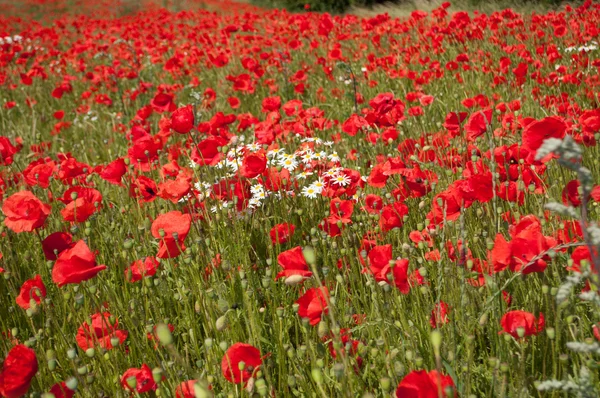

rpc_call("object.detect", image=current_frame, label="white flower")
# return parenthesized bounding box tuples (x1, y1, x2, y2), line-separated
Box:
(302, 186, 319, 198)
(332, 174, 351, 186)
(300, 150, 315, 164)
(246, 142, 261, 151)
(280, 157, 299, 171)
(323, 168, 339, 178)
(250, 184, 264, 195)
(328, 152, 340, 162)
(297, 171, 313, 179)
(323, 141, 334, 147)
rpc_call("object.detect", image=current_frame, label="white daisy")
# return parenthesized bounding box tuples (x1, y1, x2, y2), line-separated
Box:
(332, 174, 351, 186)
(302, 186, 319, 198)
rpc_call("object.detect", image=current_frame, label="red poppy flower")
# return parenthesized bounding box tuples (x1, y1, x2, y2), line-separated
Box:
(367, 245, 410, 293)
(191, 137, 225, 166)
(175, 380, 197, 398)
(221, 343, 262, 384)
(0, 344, 38, 398)
(465, 108, 493, 141)
(171, 105, 194, 134)
(364, 194, 383, 214)
(430, 301, 451, 328)
(60, 187, 103, 222)
(15, 275, 46, 310)
(296, 286, 329, 326)
(151, 92, 176, 113)
(0, 136, 18, 166)
(395, 369, 456, 397)
(151, 211, 192, 259)
(522, 116, 566, 152)
(270, 223, 296, 245)
(121, 364, 157, 393)
(42, 232, 74, 260)
(562, 179, 582, 207)
(500, 310, 544, 339)
(327, 198, 354, 225)
(129, 175, 158, 203)
(75, 311, 128, 351)
(2, 191, 51, 233)
(48, 382, 75, 398)
(157, 175, 192, 203)
(125, 257, 160, 282)
(100, 158, 127, 186)
(379, 202, 409, 232)
(240, 150, 267, 179)
(52, 240, 107, 287)
(276, 246, 312, 280)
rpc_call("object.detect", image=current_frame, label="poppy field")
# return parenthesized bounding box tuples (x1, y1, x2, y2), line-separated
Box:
(2, 0, 600, 396)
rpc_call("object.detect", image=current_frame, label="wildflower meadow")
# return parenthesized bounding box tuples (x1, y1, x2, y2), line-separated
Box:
(1, 0, 600, 397)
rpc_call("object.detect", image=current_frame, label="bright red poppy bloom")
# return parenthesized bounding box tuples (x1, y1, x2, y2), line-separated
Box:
(395, 369, 456, 397)
(171, 105, 194, 134)
(296, 286, 329, 326)
(121, 364, 157, 393)
(270, 223, 296, 245)
(500, 310, 544, 339)
(175, 380, 197, 398)
(430, 301, 451, 328)
(125, 257, 160, 282)
(100, 158, 127, 186)
(2, 191, 51, 233)
(240, 150, 267, 179)
(0, 344, 38, 398)
(51, 240, 107, 287)
(75, 311, 128, 351)
(276, 246, 312, 280)
(15, 275, 46, 310)
(221, 343, 262, 384)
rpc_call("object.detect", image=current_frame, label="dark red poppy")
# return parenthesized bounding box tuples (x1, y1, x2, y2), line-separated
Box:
(270, 223, 296, 244)
(171, 105, 194, 134)
(2, 191, 51, 233)
(42, 232, 74, 260)
(51, 240, 107, 287)
(15, 275, 46, 310)
(48, 382, 75, 398)
(364, 194, 383, 214)
(296, 286, 329, 326)
(395, 369, 456, 397)
(121, 364, 157, 393)
(500, 310, 544, 339)
(221, 343, 262, 384)
(0, 344, 38, 398)
(150, 92, 176, 113)
(276, 246, 312, 280)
